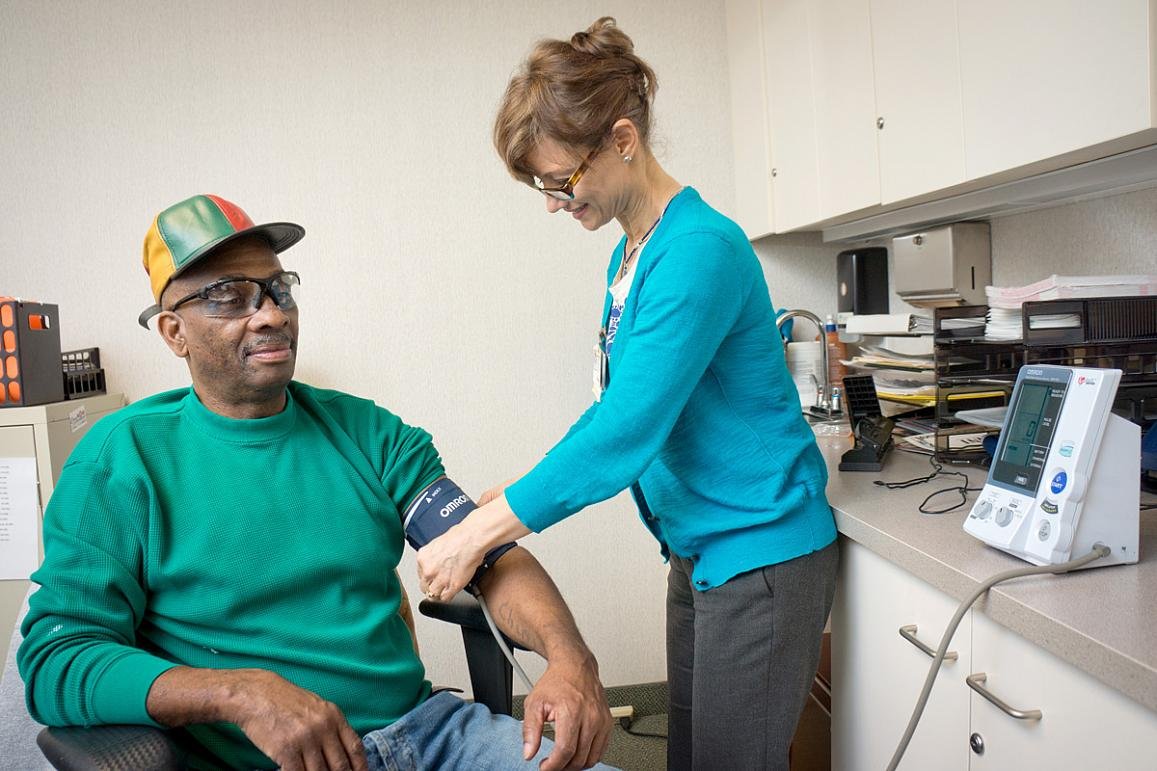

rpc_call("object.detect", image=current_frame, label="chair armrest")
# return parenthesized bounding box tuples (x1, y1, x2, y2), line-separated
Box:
(38, 724, 182, 771)
(419, 593, 529, 716)
(417, 593, 522, 646)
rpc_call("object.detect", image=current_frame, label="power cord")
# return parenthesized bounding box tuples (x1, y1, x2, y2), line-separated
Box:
(885, 544, 1111, 771)
(619, 719, 668, 740)
(874, 454, 985, 514)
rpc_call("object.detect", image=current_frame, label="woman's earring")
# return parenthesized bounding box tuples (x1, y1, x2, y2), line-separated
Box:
(623, 155, 633, 163)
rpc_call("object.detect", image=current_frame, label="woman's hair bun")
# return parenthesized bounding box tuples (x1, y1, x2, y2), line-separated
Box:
(570, 16, 633, 58)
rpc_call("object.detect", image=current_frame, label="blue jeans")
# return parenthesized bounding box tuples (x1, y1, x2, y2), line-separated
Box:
(362, 691, 619, 770)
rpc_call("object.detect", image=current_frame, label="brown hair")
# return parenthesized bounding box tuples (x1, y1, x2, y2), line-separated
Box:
(493, 17, 658, 184)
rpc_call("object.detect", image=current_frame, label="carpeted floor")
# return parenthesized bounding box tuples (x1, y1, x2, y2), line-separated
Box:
(515, 679, 832, 770)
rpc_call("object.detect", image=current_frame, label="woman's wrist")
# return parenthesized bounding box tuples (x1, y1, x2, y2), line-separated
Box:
(474, 493, 531, 552)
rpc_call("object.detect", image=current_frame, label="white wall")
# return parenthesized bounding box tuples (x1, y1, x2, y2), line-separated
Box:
(988, 186, 1157, 284)
(751, 231, 845, 325)
(0, 0, 736, 694)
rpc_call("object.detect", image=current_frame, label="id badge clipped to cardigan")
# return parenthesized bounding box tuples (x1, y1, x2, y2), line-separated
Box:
(592, 328, 609, 401)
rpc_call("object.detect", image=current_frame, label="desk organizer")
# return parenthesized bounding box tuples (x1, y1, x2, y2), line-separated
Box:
(62, 348, 106, 399)
(932, 298, 1157, 465)
(0, 299, 64, 407)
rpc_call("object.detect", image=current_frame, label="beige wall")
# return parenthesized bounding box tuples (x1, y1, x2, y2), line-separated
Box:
(0, 0, 740, 694)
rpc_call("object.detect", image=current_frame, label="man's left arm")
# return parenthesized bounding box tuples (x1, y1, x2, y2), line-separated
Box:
(475, 546, 612, 771)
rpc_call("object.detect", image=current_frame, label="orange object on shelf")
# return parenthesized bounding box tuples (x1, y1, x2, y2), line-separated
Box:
(0, 298, 64, 407)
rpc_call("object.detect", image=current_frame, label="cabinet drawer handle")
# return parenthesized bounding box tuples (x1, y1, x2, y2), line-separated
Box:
(899, 624, 957, 660)
(966, 673, 1042, 721)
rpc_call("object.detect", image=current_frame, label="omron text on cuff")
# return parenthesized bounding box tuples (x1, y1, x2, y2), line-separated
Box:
(403, 478, 517, 589)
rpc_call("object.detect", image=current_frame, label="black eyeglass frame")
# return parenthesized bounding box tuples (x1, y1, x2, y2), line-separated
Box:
(533, 144, 605, 201)
(137, 271, 300, 329)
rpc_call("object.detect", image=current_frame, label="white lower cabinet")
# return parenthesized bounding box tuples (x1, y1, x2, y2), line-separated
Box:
(832, 539, 1157, 769)
(832, 540, 971, 771)
(969, 612, 1157, 770)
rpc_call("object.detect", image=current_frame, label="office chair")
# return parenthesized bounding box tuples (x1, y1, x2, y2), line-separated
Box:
(3, 591, 525, 771)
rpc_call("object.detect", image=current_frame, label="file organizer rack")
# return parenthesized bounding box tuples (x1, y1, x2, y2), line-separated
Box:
(932, 297, 1157, 465)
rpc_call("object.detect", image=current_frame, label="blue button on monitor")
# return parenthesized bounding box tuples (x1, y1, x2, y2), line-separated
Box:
(1050, 470, 1068, 494)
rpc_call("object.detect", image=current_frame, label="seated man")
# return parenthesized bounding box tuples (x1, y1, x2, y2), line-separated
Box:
(18, 194, 614, 771)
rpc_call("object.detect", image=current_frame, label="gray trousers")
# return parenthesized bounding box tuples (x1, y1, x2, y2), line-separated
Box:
(666, 539, 838, 771)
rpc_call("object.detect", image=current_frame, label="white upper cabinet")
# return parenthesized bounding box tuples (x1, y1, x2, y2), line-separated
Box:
(870, 0, 967, 204)
(725, 0, 776, 239)
(762, 0, 823, 231)
(724, 1, 1157, 235)
(957, 0, 1156, 180)
(811, 0, 881, 218)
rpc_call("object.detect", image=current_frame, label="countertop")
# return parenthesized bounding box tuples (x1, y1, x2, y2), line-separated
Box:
(815, 432, 1157, 713)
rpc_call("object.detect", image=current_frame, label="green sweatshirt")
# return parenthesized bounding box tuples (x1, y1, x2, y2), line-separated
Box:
(18, 382, 443, 769)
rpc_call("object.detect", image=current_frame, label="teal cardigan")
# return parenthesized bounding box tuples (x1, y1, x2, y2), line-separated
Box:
(506, 188, 836, 590)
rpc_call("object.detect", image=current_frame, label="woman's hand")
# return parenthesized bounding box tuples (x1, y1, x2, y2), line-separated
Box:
(416, 519, 487, 600)
(416, 493, 530, 599)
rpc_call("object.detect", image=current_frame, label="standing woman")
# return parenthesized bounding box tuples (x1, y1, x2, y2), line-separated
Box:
(418, 17, 838, 771)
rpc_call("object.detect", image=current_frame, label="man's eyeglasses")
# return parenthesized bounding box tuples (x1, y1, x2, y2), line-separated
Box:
(168, 271, 301, 319)
(533, 145, 603, 200)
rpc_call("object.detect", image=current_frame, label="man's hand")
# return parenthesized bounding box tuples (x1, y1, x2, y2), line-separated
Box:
(522, 651, 613, 771)
(147, 666, 367, 771)
(231, 669, 368, 771)
(472, 548, 612, 769)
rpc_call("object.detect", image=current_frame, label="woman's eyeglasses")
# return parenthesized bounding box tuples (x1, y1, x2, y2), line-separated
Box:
(533, 145, 603, 200)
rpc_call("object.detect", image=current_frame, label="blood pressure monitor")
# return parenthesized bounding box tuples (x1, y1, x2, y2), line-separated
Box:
(964, 365, 1139, 568)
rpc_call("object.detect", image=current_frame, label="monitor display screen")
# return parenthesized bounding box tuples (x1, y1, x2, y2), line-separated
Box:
(991, 378, 1067, 494)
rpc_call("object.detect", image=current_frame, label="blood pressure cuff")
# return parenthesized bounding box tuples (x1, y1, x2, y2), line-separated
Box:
(402, 477, 517, 587)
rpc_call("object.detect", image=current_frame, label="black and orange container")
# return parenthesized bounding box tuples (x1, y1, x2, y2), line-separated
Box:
(0, 299, 65, 407)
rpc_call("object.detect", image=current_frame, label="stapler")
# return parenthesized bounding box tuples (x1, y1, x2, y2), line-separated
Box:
(838, 375, 894, 472)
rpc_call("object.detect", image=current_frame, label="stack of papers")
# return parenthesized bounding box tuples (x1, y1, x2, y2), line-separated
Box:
(986, 274, 1157, 309)
(844, 344, 936, 409)
(984, 274, 1157, 340)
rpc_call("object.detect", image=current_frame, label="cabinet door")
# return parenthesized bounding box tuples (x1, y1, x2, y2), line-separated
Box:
(762, 0, 822, 231)
(811, 0, 880, 219)
(831, 540, 971, 771)
(0, 424, 37, 658)
(969, 612, 1157, 770)
(958, 0, 1155, 181)
(725, 0, 776, 239)
(869, 0, 966, 204)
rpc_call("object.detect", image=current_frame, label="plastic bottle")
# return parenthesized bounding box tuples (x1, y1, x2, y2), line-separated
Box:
(824, 314, 849, 394)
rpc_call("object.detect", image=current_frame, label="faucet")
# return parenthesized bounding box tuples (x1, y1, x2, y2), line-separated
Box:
(776, 309, 840, 419)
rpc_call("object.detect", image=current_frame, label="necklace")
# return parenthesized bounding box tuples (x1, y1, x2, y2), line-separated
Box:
(616, 192, 680, 283)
